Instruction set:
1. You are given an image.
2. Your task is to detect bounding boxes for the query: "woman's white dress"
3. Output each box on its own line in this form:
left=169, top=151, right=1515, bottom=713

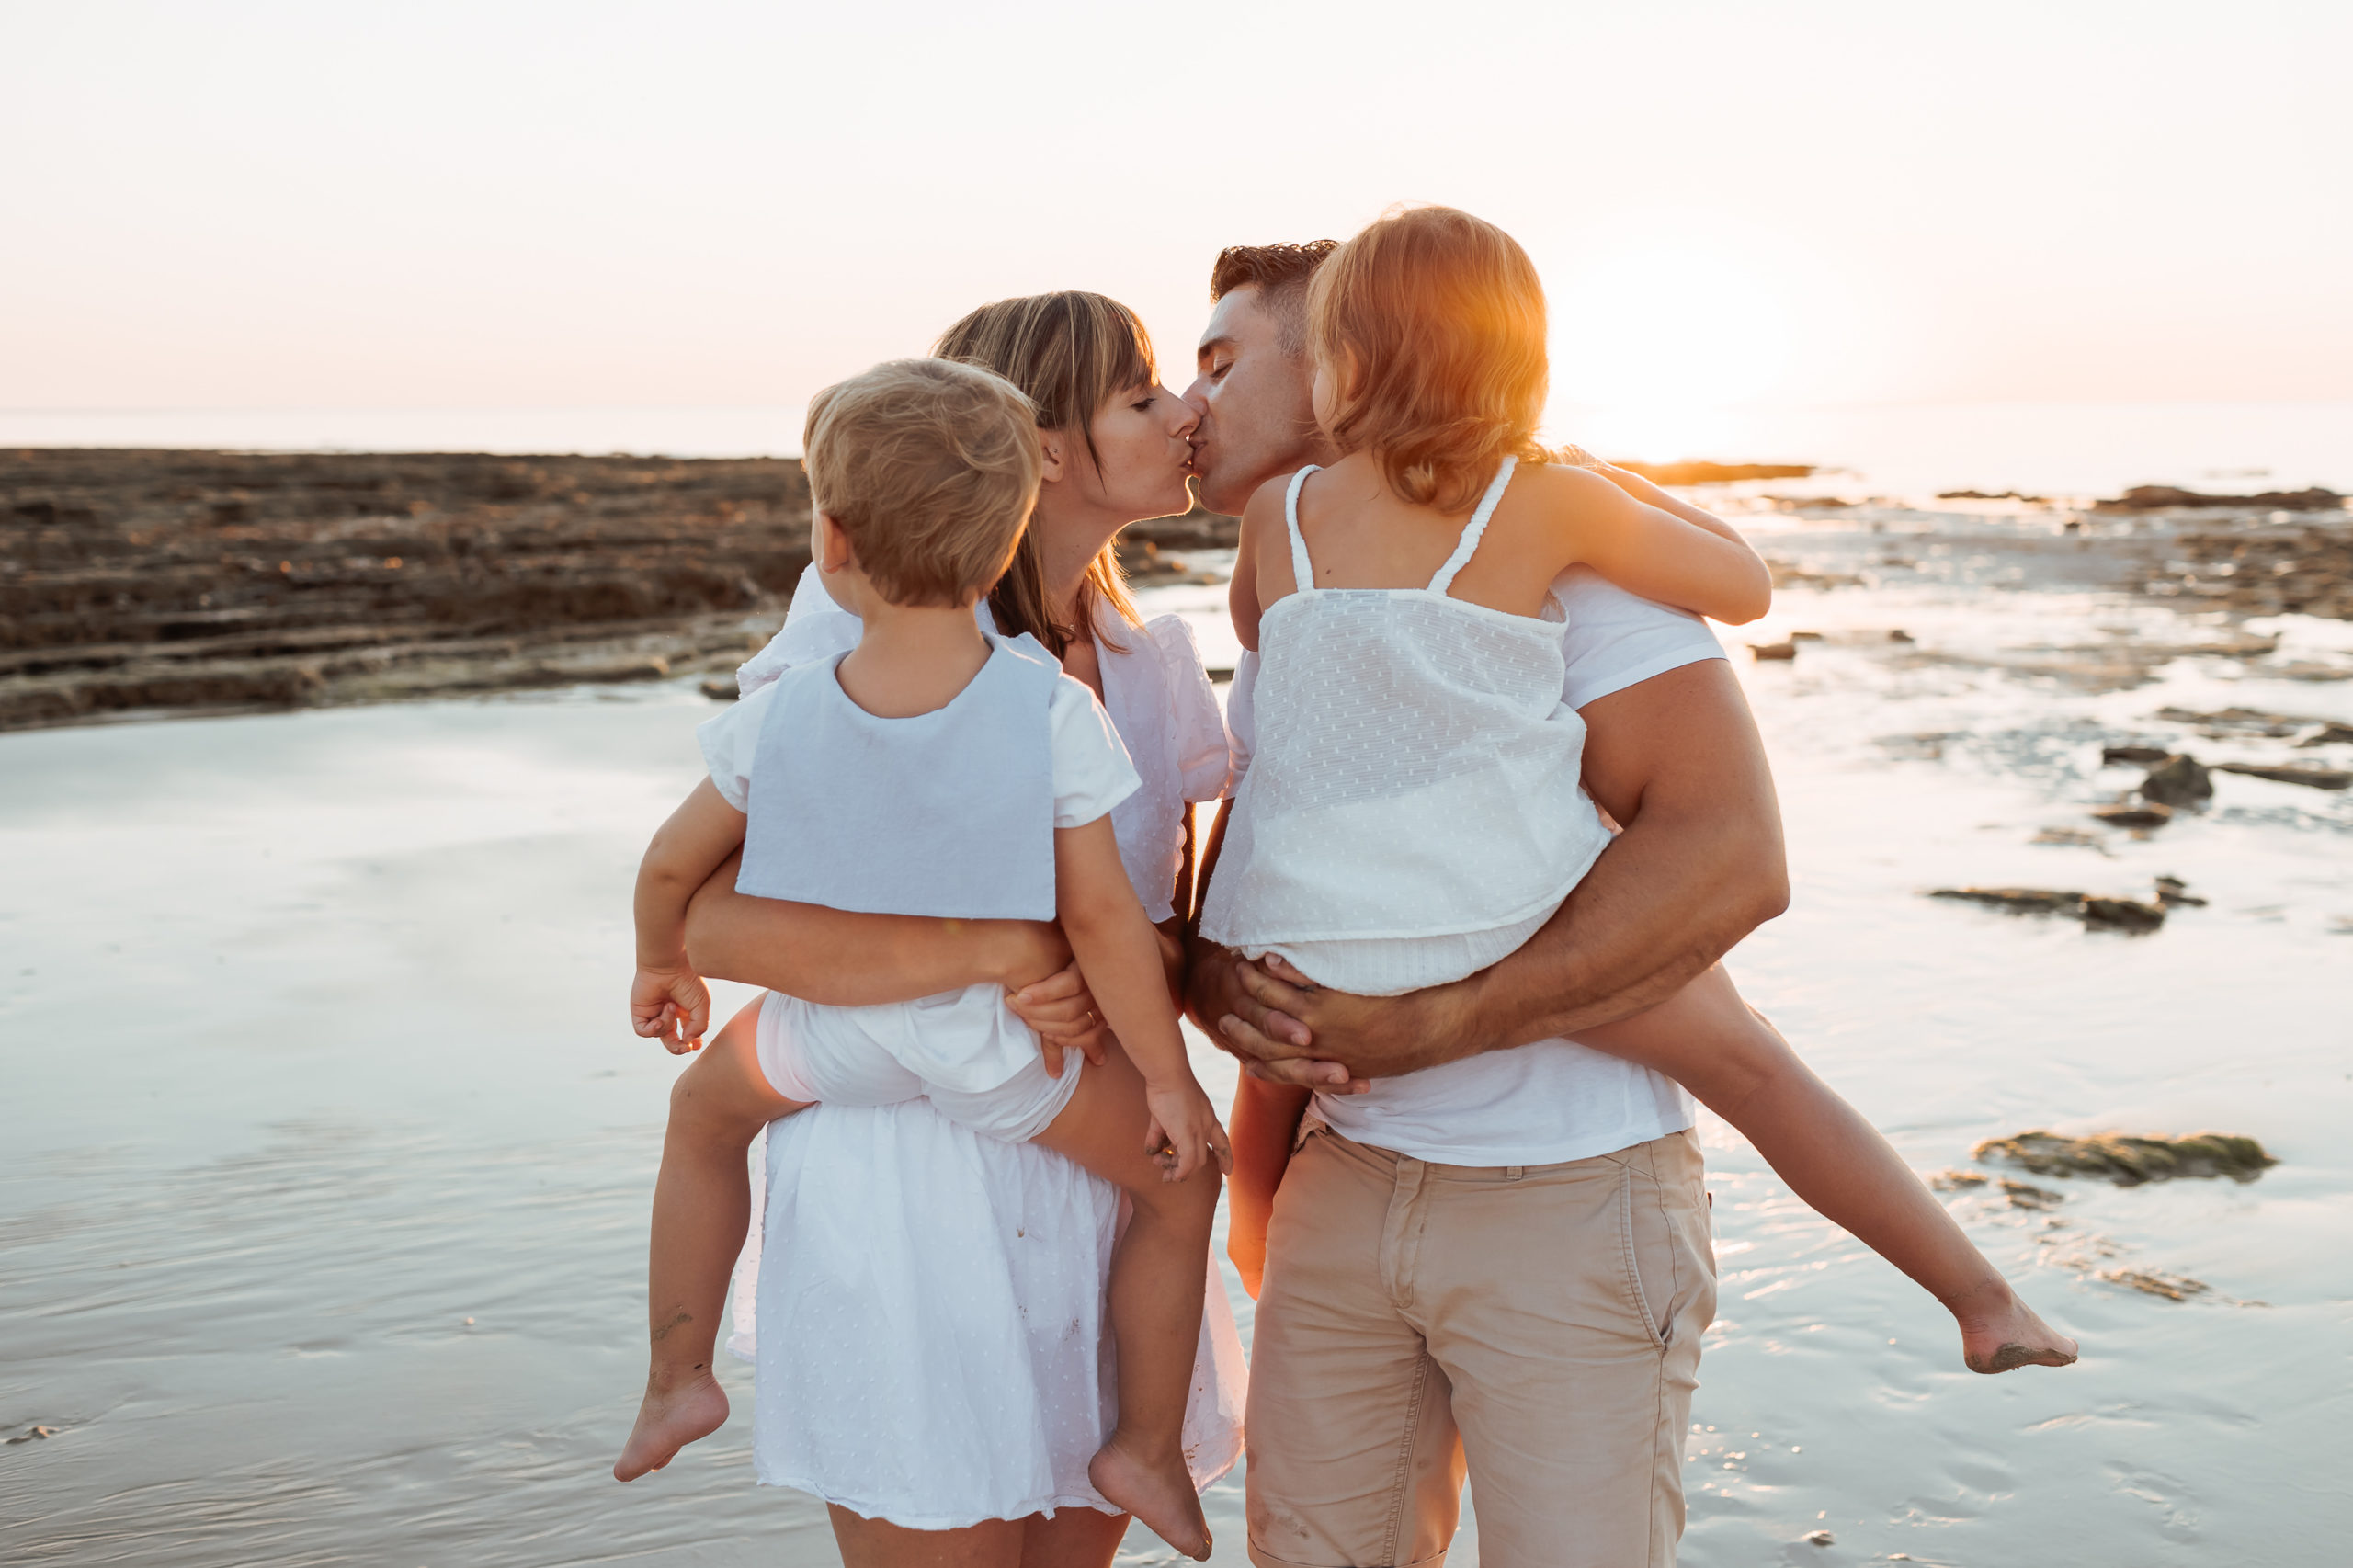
left=725, top=565, right=1244, bottom=1528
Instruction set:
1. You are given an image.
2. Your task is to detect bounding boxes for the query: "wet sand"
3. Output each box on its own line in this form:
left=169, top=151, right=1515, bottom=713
left=4, top=496, right=2350, bottom=1564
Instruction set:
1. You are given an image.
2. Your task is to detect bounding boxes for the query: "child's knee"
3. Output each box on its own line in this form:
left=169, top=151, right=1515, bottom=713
left=1133, top=1165, right=1222, bottom=1233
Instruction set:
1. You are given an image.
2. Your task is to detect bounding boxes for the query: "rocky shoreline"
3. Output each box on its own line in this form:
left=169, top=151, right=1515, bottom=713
left=0, top=449, right=1236, bottom=732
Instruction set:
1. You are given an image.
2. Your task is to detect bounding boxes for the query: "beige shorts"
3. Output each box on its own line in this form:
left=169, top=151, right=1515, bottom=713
left=1245, top=1126, right=1716, bottom=1568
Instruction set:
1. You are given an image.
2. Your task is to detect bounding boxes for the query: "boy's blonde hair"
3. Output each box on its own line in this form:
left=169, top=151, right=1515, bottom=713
left=801, top=358, right=1041, bottom=607
left=1308, top=206, right=1551, bottom=516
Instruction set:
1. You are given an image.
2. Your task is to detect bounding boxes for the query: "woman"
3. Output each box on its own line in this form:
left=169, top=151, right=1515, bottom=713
left=676, top=293, right=1241, bottom=1566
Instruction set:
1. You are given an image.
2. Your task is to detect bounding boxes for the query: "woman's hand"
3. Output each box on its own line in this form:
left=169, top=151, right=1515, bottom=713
left=1007, top=956, right=1111, bottom=1079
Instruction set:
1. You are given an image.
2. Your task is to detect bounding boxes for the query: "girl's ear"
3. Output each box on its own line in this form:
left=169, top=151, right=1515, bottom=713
left=1036, top=429, right=1068, bottom=486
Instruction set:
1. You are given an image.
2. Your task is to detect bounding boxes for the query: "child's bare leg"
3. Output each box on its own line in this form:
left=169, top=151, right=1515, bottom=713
left=1579, top=968, right=2078, bottom=1375
left=1030, top=1045, right=1219, bottom=1561
left=615, top=996, right=810, bottom=1481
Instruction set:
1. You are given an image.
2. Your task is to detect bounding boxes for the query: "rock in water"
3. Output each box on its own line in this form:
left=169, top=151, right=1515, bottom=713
left=1748, top=641, right=1798, bottom=661
left=2103, top=744, right=2171, bottom=765
left=2214, top=761, right=2353, bottom=790
left=1973, top=1130, right=2278, bottom=1185
left=2080, top=896, right=2166, bottom=930
left=2139, top=753, right=2211, bottom=807
left=1930, top=887, right=2085, bottom=915
left=2090, top=801, right=2173, bottom=828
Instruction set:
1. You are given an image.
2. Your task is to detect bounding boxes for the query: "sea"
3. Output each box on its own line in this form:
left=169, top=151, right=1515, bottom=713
left=2, top=403, right=2348, bottom=1564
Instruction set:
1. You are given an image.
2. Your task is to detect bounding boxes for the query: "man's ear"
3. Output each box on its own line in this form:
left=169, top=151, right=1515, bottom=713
left=813, top=512, right=858, bottom=574
left=1036, top=429, right=1068, bottom=486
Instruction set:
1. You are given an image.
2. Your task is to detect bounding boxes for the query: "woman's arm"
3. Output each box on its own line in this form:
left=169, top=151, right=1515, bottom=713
left=682, top=851, right=1071, bottom=1007
left=1545, top=465, right=1772, bottom=625
left=1226, top=1074, right=1311, bottom=1298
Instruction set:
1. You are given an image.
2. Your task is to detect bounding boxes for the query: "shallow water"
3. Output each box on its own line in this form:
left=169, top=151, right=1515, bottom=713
left=4, top=506, right=2348, bottom=1565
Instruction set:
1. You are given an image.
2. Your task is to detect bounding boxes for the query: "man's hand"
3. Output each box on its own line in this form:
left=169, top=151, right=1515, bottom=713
left=1219, top=954, right=1478, bottom=1086
left=1006, top=957, right=1110, bottom=1079
left=1187, top=942, right=1370, bottom=1091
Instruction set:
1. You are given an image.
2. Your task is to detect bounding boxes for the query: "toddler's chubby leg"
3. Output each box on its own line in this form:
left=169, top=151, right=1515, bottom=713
left=1029, top=1045, right=1221, bottom=1562
left=615, top=996, right=811, bottom=1483
left=1580, top=968, right=2078, bottom=1375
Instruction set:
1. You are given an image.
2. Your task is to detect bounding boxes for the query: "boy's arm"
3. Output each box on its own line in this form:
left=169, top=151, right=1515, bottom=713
left=1226, top=1075, right=1311, bottom=1298
left=1543, top=465, right=1772, bottom=626
left=632, top=779, right=750, bottom=1049
left=681, top=854, right=1071, bottom=1007
left=1057, top=813, right=1231, bottom=1176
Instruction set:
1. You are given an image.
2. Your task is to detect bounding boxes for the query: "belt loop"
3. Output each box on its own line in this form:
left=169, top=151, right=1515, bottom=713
left=1506, top=1165, right=1524, bottom=1181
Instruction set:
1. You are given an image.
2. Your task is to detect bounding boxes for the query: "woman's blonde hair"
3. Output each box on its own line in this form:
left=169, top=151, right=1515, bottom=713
left=933, top=291, right=1149, bottom=656
left=1308, top=206, right=1551, bottom=515
left=801, top=358, right=1040, bottom=607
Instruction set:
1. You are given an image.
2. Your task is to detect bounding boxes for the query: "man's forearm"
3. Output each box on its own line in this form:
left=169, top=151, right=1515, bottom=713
left=682, top=857, right=1057, bottom=1006
left=1455, top=800, right=1786, bottom=1051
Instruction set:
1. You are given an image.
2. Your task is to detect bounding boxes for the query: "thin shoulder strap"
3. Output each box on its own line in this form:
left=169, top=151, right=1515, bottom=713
left=1427, top=455, right=1518, bottom=596
left=1283, top=465, right=1321, bottom=593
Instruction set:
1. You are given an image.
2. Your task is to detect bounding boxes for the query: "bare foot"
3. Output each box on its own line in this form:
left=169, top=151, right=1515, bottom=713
left=1089, top=1435, right=1210, bottom=1561
left=613, top=1371, right=729, bottom=1481
left=1952, top=1283, right=2079, bottom=1374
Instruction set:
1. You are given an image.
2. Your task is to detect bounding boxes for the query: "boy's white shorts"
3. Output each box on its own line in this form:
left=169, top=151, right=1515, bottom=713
left=754, top=988, right=1084, bottom=1143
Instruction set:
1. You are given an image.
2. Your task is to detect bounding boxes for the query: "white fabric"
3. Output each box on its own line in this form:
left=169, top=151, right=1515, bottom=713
left=756, top=989, right=1084, bottom=1143
left=707, top=657, right=1137, bottom=1116
left=737, top=562, right=1231, bottom=922
left=1209, top=465, right=1728, bottom=1168
left=700, top=644, right=1137, bottom=829
left=1199, top=460, right=1614, bottom=996
left=746, top=1099, right=1246, bottom=1528
left=722, top=563, right=1245, bottom=1525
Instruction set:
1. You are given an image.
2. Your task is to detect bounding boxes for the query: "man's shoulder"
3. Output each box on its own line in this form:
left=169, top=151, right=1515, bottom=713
left=1549, top=567, right=1727, bottom=710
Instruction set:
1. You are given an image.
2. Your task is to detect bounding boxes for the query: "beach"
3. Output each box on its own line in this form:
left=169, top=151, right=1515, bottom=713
left=4, top=459, right=2351, bottom=1564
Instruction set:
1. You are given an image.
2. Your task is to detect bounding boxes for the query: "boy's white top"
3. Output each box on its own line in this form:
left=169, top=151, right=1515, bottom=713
left=1212, top=460, right=1729, bottom=1168
left=734, top=562, right=1231, bottom=923
left=1200, top=456, right=1613, bottom=995
left=724, top=631, right=1133, bottom=921
left=699, top=636, right=1140, bottom=1096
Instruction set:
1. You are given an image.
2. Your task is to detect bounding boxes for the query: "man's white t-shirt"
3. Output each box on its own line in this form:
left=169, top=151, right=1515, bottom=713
left=1225, top=568, right=1726, bottom=1166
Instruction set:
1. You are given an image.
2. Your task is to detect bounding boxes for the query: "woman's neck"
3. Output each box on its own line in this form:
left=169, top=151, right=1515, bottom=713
left=1032, top=496, right=1121, bottom=636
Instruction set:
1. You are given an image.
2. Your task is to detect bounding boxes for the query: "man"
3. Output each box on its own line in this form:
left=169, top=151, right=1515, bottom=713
left=1182, top=243, right=1790, bottom=1568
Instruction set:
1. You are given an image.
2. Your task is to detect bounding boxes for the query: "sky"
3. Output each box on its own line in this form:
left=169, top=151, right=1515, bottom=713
left=4, top=0, right=2349, bottom=435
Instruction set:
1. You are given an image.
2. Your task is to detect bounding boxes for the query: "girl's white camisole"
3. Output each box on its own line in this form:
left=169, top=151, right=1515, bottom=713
left=1197, top=456, right=1614, bottom=996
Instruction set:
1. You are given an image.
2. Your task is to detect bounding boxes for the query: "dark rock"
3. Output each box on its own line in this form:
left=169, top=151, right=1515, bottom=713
left=2090, top=801, right=2173, bottom=828
left=1973, top=1130, right=2278, bottom=1185
left=1930, top=887, right=2084, bottom=916
left=2097, top=1268, right=2211, bottom=1301
left=1936, top=489, right=2048, bottom=503
left=2214, top=761, right=2353, bottom=790
left=699, top=677, right=737, bottom=701
left=2302, top=722, right=2353, bottom=746
left=2080, top=896, right=2165, bottom=930
left=2138, top=753, right=2211, bottom=807
left=2153, top=875, right=2207, bottom=907
left=1748, top=641, right=1798, bottom=661
left=2103, top=745, right=2171, bottom=765
left=2095, top=484, right=2343, bottom=512
left=1804, top=1530, right=1836, bottom=1546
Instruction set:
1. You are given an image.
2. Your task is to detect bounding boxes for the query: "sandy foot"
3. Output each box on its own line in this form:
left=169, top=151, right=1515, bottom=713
left=1089, top=1437, right=1211, bottom=1561
left=1956, top=1288, right=2080, bottom=1374
left=613, top=1372, right=729, bottom=1482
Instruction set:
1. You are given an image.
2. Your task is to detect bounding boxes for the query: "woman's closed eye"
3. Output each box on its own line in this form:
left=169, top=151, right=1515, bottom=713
left=1131, top=392, right=1158, bottom=414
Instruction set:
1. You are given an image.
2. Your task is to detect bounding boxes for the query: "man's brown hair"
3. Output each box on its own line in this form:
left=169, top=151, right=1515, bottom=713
left=1208, top=241, right=1339, bottom=358
left=801, top=358, right=1040, bottom=608
left=1308, top=207, right=1550, bottom=516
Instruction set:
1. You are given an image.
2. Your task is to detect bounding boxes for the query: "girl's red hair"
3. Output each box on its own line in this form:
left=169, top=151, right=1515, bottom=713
left=1308, top=206, right=1550, bottom=515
